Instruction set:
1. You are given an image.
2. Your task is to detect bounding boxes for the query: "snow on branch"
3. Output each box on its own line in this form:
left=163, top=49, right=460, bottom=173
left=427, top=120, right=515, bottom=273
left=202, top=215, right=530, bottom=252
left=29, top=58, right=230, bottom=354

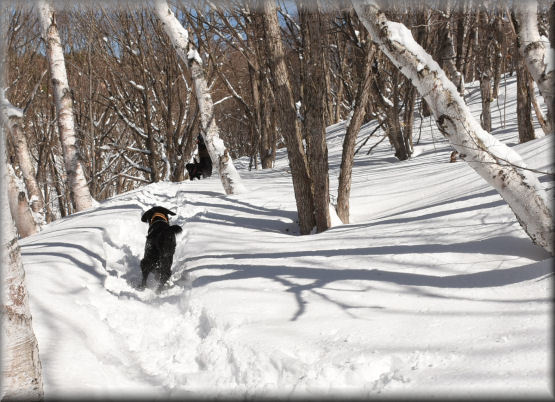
left=1, top=89, right=23, bottom=120
left=122, top=154, right=152, bottom=174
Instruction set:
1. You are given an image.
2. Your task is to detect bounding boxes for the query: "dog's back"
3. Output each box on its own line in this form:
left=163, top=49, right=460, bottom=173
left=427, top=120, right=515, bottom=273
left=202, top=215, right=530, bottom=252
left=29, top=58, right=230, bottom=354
left=140, top=206, right=182, bottom=292
left=147, top=222, right=182, bottom=257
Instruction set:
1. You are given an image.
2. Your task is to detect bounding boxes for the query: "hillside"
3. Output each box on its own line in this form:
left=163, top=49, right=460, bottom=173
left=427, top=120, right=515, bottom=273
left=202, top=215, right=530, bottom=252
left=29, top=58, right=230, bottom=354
left=19, top=75, right=553, bottom=399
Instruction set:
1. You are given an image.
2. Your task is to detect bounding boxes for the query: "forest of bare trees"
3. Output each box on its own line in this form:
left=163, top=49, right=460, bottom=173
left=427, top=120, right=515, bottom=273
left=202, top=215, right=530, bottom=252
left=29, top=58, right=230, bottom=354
left=2, top=0, right=553, bottom=231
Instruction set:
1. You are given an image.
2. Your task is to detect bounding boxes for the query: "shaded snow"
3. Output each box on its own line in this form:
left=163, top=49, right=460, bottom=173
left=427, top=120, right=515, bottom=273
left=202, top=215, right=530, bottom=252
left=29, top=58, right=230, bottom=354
left=19, top=75, right=553, bottom=399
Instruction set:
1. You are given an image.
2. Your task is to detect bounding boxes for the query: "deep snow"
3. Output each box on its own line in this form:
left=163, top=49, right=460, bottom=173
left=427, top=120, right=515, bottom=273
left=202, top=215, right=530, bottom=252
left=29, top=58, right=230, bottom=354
left=19, top=75, right=553, bottom=399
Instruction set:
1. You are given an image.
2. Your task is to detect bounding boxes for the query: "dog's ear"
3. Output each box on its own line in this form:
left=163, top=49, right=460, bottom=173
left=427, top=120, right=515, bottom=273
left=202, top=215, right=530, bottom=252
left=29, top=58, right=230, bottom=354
left=141, top=207, right=155, bottom=222
left=141, top=206, right=176, bottom=223
left=156, top=206, right=176, bottom=216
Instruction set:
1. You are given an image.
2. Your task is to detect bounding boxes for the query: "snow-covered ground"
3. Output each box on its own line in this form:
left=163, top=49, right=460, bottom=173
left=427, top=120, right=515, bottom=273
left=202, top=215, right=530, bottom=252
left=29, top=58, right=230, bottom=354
left=20, top=75, right=553, bottom=399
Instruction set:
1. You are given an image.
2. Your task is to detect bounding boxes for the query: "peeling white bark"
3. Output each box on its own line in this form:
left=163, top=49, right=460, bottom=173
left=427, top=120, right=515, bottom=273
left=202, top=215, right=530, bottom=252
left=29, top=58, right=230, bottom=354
left=1, top=118, right=44, bottom=402
left=515, top=0, right=554, bottom=134
left=7, top=164, right=39, bottom=238
left=353, top=0, right=553, bottom=254
left=2, top=90, right=45, bottom=224
left=37, top=0, right=93, bottom=211
left=154, top=0, right=246, bottom=194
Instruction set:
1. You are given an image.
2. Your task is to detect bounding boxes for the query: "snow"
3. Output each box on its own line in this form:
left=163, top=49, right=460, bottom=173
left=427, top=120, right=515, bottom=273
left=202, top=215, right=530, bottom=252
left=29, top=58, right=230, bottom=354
left=187, top=48, right=203, bottom=65
left=19, top=76, right=553, bottom=399
left=1, top=88, right=23, bottom=119
left=129, top=80, right=145, bottom=91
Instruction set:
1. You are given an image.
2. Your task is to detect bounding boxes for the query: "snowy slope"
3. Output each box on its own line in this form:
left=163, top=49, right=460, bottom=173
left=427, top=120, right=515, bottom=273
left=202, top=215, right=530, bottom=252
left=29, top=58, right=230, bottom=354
left=19, top=75, right=553, bottom=399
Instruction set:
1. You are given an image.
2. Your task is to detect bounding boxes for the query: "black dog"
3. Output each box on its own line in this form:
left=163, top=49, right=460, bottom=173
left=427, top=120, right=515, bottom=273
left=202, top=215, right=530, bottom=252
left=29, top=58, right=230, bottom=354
left=186, top=135, right=212, bottom=180
left=139, top=206, right=182, bottom=293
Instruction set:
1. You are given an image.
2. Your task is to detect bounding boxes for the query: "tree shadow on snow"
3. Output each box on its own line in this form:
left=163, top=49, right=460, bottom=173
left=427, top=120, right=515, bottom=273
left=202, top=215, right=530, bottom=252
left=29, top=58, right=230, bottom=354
left=189, top=242, right=552, bottom=321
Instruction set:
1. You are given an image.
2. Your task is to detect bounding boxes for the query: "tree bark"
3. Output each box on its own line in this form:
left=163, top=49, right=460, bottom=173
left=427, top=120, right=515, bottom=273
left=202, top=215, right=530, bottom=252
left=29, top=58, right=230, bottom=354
left=353, top=0, right=554, bottom=254
left=7, top=117, right=45, bottom=217
left=7, top=165, right=38, bottom=238
left=1, top=93, right=45, bottom=224
left=510, top=10, right=536, bottom=143
left=477, top=9, right=492, bottom=132
left=260, top=0, right=316, bottom=234
left=515, top=0, right=554, bottom=134
left=298, top=0, right=331, bottom=233
left=437, top=3, right=463, bottom=92
left=336, top=43, right=375, bottom=224
left=1, top=122, right=44, bottom=402
left=37, top=0, right=93, bottom=212
left=154, top=0, right=246, bottom=194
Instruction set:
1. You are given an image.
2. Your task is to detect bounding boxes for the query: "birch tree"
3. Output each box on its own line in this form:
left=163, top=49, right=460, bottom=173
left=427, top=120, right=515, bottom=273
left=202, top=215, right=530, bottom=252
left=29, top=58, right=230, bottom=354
left=1, top=153, right=44, bottom=401
left=509, top=10, right=536, bottom=143
left=353, top=0, right=553, bottom=254
left=515, top=0, right=554, bottom=135
left=1, top=11, right=44, bottom=392
left=37, top=0, right=93, bottom=212
left=154, top=0, right=246, bottom=195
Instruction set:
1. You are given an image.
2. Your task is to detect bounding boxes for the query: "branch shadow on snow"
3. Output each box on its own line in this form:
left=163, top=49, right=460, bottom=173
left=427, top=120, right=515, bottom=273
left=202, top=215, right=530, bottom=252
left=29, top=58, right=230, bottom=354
left=177, top=190, right=299, bottom=234
left=190, top=259, right=553, bottom=321
left=186, top=235, right=549, bottom=264
left=21, top=242, right=108, bottom=282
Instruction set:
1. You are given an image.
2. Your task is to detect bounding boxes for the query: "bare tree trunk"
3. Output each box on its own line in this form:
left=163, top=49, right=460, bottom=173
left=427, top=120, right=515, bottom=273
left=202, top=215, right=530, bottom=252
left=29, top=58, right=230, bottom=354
left=1, top=120, right=44, bottom=402
left=480, top=71, right=492, bottom=132
left=478, top=8, right=492, bottom=132
left=510, top=10, right=536, bottom=143
left=298, top=0, right=331, bottom=233
left=491, top=16, right=504, bottom=99
left=437, top=3, right=463, bottom=92
left=515, top=0, right=554, bottom=134
left=454, top=5, right=467, bottom=94
left=37, top=0, right=93, bottom=212
left=549, top=2, right=555, bottom=50
left=7, top=119, right=45, bottom=218
left=1, top=93, right=45, bottom=225
left=260, top=0, right=316, bottom=234
left=7, top=165, right=38, bottom=238
left=336, top=43, right=375, bottom=224
left=154, top=0, right=246, bottom=194
left=259, top=73, right=276, bottom=169
left=353, top=0, right=554, bottom=254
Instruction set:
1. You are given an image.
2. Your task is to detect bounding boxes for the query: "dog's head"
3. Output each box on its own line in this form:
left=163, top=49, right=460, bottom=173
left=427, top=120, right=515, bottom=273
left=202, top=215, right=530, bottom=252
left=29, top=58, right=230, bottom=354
left=141, top=206, right=176, bottom=224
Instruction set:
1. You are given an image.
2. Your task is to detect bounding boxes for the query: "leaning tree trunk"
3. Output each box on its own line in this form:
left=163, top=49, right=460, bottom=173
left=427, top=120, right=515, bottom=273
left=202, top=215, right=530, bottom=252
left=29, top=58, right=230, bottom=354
left=515, top=0, right=554, bottom=135
left=37, top=0, right=93, bottom=212
left=1, top=119, right=44, bottom=402
left=154, top=0, right=246, bottom=195
left=336, top=43, right=375, bottom=224
left=2, top=92, right=45, bottom=225
left=353, top=0, right=553, bottom=254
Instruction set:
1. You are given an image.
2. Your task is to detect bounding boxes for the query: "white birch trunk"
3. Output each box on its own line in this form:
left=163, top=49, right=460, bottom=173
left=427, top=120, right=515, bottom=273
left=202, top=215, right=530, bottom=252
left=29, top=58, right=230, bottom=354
left=2, top=90, right=45, bottom=225
left=37, top=0, right=93, bottom=211
left=7, top=164, right=39, bottom=238
left=515, top=0, right=554, bottom=135
left=353, top=0, right=554, bottom=254
left=154, top=1, right=246, bottom=195
left=1, top=120, right=44, bottom=402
